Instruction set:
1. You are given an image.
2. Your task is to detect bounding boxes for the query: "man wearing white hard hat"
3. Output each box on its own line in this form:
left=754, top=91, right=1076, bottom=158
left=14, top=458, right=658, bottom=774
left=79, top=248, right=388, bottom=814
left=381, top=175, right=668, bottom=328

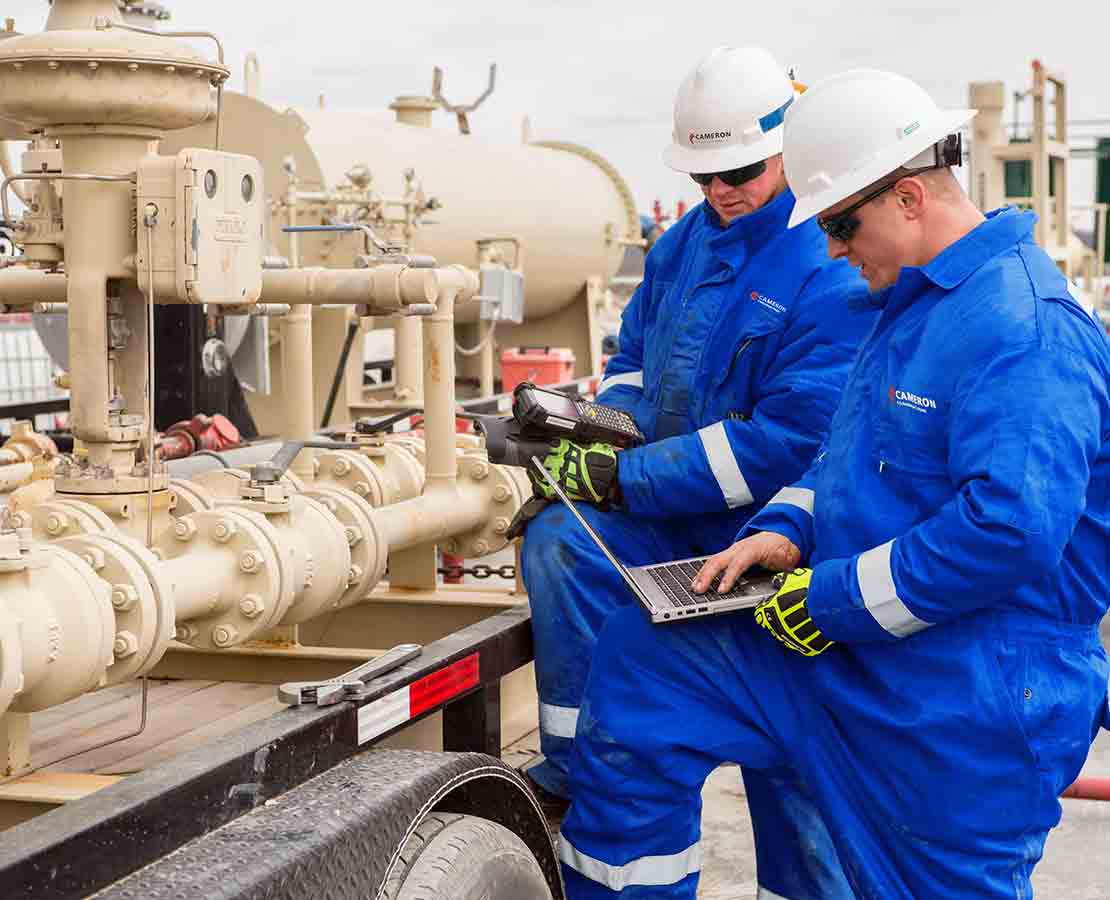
left=520, top=46, right=873, bottom=898
left=556, top=68, right=1110, bottom=899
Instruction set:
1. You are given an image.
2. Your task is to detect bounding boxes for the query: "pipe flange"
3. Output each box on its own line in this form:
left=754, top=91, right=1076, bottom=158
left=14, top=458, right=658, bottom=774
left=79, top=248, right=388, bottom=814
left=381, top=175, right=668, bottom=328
left=8, top=544, right=116, bottom=712
left=56, top=531, right=174, bottom=683
left=302, top=485, right=388, bottom=611
left=154, top=506, right=293, bottom=649
left=0, top=601, right=25, bottom=717
left=263, top=494, right=351, bottom=626
left=315, top=450, right=389, bottom=507
left=447, top=461, right=531, bottom=559
left=25, top=497, right=115, bottom=541
left=376, top=440, right=425, bottom=502
left=385, top=434, right=426, bottom=469
left=168, top=477, right=216, bottom=516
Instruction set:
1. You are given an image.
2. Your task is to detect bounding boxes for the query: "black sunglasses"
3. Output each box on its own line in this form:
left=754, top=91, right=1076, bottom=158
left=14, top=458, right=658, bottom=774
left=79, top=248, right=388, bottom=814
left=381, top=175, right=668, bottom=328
left=816, top=180, right=899, bottom=243
left=690, top=159, right=767, bottom=188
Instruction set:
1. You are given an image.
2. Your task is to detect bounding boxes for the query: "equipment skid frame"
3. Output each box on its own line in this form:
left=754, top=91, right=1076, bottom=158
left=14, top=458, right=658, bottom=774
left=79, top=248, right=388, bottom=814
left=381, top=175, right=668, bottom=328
left=0, top=605, right=565, bottom=900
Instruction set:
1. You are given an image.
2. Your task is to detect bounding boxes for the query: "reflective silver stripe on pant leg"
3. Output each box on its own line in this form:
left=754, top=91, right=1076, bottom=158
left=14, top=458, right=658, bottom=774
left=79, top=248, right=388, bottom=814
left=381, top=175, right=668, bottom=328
left=767, top=486, right=815, bottom=515
left=698, top=421, right=753, bottom=508
left=856, top=539, right=931, bottom=638
left=539, top=702, right=580, bottom=739
left=597, top=370, right=643, bottom=398
left=559, top=834, right=702, bottom=890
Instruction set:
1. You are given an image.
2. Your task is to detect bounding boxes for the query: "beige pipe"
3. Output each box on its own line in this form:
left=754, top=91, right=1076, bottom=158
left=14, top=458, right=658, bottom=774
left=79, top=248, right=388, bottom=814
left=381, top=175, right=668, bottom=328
left=260, top=265, right=437, bottom=309
left=158, top=554, right=234, bottom=622
left=0, top=268, right=68, bottom=308
left=392, top=314, right=423, bottom=401
left=282, top=304, right=316, bottom=480
left=371, top=266, right=486, bottom=552
left=0, top=141, right=30, bottom=204
left=0, top=461, right=33, bottom=493
left=61, top=132, right=152, bottom=451
left=65, top=268, right=113, bottom=445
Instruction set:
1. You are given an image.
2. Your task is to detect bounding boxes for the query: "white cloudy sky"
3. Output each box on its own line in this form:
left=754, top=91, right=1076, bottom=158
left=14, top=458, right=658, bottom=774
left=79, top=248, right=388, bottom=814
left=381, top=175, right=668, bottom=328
left=8, top=1, right=1110, bottom=226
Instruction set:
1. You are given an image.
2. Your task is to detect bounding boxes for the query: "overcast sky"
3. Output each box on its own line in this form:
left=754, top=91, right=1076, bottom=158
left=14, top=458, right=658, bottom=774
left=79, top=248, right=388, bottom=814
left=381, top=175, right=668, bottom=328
left=8, top=1, right=1110, bottom=225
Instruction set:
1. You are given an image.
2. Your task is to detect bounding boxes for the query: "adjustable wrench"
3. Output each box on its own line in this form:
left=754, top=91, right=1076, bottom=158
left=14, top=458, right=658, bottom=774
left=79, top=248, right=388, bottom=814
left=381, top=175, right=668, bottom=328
left=278, top=643, right=422, bottom=707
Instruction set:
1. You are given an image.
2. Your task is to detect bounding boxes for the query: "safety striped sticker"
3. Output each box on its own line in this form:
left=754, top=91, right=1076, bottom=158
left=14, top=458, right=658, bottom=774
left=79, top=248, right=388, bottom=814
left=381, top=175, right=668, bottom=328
left=357, top=653, right=480, bottom=745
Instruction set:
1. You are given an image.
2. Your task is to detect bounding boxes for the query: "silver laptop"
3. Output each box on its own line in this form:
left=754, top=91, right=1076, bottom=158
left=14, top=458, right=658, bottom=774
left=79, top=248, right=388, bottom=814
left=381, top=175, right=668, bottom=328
left=531, top=458, right=777, bottom=623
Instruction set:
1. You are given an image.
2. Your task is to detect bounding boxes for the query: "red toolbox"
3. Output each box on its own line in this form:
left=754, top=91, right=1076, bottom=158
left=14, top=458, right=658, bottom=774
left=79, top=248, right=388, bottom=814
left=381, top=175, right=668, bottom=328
left=500, top=346, right=576, bottom=392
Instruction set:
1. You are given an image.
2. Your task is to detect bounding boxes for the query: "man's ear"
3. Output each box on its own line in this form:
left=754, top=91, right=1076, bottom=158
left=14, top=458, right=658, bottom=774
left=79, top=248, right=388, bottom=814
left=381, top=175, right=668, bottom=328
left=894, top=177, right=927, bottom=220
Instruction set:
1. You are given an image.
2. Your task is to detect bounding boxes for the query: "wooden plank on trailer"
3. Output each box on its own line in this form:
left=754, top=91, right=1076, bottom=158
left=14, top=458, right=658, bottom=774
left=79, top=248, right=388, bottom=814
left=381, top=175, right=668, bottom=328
left=105, top=694, right=287, bottom=773
left=41, top=681, right=274, bottom=775
left=31, top=680, right=217, bottom=754
left=0, top=773, right=123, bottom=806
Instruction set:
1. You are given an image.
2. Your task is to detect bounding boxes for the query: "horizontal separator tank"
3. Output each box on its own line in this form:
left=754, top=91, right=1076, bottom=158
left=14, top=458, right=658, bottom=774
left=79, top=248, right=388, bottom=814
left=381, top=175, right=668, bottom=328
left=161, top=91, right=638, bottom=321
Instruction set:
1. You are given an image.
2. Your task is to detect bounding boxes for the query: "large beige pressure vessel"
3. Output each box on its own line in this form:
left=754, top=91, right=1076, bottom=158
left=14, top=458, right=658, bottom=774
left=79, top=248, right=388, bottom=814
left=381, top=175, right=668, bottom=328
left=163, top=91, right=640, bottom=324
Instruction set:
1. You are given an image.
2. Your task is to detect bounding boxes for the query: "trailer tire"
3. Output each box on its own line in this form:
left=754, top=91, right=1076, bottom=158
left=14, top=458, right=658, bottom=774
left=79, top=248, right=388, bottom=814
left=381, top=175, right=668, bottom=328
left=383, top=811, right=554, bottom=900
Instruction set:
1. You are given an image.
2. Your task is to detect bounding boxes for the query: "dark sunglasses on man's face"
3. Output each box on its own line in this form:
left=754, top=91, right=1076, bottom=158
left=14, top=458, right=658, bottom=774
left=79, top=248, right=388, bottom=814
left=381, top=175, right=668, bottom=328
left=689, top=159, right=767, bottom=188
left=816, top=180, right=899, bottom=243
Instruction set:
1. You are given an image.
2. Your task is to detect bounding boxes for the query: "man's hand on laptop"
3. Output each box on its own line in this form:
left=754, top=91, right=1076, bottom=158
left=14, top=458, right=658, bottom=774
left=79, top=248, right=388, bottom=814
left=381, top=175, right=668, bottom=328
left=530, top=438, right=619, bottom=505
left=692, top=532, right=801, bottom=594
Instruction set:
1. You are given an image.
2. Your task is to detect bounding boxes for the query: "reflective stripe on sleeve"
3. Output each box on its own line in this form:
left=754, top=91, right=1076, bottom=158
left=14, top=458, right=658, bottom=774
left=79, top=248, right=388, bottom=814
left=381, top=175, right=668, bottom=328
left=856, top=540, right=931, bottom=638
left=539, top=702, right=579, bottom=739
left=699, top=421, right=753, bottom=508
left=596, top=369, right=643, bottom=397
left=559, top=835, right=701, bottom=891
left=767, top=486, right=815, bottom=516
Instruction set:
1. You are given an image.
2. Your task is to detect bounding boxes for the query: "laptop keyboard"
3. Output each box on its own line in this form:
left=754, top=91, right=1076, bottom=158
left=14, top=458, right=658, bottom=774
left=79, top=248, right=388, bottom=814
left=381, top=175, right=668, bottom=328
left=644, top=560, right=765, bottom=608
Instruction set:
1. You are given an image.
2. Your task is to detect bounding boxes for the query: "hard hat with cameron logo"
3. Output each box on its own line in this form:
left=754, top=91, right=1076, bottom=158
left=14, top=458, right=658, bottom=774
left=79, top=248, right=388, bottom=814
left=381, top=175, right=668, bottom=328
left=663, top=46, right=796, bottom=174
left=783, top=68, right=977, bottom=228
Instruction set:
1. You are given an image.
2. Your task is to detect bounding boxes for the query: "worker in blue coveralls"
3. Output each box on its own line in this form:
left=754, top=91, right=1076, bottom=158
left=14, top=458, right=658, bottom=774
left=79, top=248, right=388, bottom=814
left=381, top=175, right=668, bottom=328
left=518, top=47, right=875, bottom=900
left=557, top=66, right=1110, bottom=900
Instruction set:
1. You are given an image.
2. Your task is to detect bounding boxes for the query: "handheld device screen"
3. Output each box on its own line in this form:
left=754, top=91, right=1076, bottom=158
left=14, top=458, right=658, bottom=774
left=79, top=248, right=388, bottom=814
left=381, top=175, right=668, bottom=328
left=530, top=388, right=580, bottom=420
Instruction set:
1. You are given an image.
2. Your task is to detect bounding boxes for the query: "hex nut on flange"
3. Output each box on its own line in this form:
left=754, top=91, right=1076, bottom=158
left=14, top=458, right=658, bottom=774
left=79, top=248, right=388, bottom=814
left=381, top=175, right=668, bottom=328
left=493, top=517, right=510, bottom=535
left=332, top=458, right=352, bottom=476
left=113, top=630, right=139, bottom=659
left=238, top=594, right=265, bottom=619
left=493, top=484, right=512, bottom=503
left=212, top=518, right=237, bottom=543
left=212, top=624, right=239, bottom=647
left=239, top=550, right=263, bottom=573
left=45, top=511, right=70, bottom=536
left=175, top=623, right=198, bottom=642
left=81, top=547, right=106, bottom=571
left=174, top=518, right=197, bottom=541
left=111, top=584, right=139, bottom=612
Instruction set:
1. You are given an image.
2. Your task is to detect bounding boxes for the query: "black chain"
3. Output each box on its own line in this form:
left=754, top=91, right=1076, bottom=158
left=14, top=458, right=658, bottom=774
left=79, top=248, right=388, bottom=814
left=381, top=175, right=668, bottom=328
left=438, top=563, right=517, bottom=580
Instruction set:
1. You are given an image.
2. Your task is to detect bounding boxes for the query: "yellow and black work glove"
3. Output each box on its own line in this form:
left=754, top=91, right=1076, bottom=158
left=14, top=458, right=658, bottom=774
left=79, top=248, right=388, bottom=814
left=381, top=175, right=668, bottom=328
left=529, top=438, right=618, bottom=505
left=754, top=569, right=835, bottom=657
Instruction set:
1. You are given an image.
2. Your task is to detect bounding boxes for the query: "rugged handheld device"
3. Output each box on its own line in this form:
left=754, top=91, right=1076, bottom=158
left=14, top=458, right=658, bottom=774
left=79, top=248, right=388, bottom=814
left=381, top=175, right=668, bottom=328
left=511, top=382, right=644, bottom=447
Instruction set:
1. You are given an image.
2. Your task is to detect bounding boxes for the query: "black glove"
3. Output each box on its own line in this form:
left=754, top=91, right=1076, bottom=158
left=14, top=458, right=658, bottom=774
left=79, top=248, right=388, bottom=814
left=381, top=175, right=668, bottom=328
left=506, top=495, right=551, bottom=540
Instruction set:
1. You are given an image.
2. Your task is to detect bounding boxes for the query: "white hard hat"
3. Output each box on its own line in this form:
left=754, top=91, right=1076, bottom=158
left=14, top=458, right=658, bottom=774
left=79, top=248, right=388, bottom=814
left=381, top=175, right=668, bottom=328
left=783, top=69, right=976, bottom=227
left=663, top=47, right=796, bottom=174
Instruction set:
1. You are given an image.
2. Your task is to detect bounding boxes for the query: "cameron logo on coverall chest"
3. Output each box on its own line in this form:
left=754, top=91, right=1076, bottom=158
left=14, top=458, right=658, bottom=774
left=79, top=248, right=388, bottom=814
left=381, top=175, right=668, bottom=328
left=689, top=129, right=732, bottom=145
left=889, top=385, right=937, bottom=413
left=750, top=291, right=786, bottom=314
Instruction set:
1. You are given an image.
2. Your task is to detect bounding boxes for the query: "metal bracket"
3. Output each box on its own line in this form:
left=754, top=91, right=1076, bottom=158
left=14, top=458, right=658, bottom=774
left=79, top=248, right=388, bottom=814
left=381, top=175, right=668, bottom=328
left=278, top=643, right=422, bottom=706
left=431, top=63, right=497, bottom=135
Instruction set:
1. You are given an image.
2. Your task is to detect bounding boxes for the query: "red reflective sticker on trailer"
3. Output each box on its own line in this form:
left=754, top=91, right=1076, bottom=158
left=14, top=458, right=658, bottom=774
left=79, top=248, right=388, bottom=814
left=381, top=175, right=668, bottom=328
left=409, top=653, right=480, bottom=717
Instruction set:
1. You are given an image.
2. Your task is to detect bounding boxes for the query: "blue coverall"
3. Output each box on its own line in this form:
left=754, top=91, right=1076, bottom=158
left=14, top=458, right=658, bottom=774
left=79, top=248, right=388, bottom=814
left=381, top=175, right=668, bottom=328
left=559, top=207, right=1110, bottom=899
left=521, top=187, right=874, bottom=899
